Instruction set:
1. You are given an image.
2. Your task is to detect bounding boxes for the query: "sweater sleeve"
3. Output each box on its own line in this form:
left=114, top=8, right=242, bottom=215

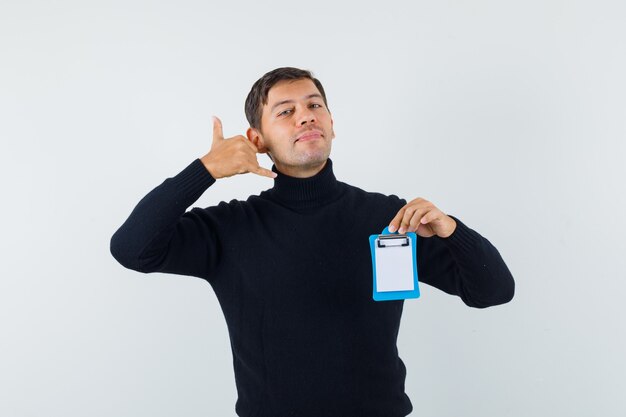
left=416, top=215, right=515, bottom=308
left=110, top=158, right=224, bottom=282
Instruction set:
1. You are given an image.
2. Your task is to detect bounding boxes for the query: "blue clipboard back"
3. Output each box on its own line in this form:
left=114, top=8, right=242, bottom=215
left=369, top=226, right=420, bottom=301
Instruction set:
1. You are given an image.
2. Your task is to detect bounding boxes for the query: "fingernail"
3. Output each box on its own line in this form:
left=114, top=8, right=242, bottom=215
left=389, top=225, right=396, bottom=232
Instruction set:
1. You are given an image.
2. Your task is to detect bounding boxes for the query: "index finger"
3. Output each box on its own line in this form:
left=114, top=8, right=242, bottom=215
left=388, top=206, right=407, bottom=233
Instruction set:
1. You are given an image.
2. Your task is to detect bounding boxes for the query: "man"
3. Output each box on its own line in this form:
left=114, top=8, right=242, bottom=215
left=110, top=67, right=515, bottom=417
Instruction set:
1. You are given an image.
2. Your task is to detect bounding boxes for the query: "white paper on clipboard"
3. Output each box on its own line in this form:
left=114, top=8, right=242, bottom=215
left=374, top=235, right=415, bottom=292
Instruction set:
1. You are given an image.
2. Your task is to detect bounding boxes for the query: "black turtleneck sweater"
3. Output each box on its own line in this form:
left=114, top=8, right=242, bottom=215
left=110, top=158, right=514, bottom=417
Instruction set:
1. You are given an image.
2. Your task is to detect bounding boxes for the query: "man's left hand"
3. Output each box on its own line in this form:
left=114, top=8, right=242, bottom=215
left=388, top=198, right=457, bottom=238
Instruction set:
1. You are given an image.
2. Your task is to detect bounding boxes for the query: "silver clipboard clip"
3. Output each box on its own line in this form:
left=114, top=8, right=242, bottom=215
left=377, top=234, right=410, bottom=248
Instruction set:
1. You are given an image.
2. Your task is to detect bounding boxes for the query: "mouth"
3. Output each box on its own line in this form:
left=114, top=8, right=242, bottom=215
left=295, top=130, right=323, bottom=142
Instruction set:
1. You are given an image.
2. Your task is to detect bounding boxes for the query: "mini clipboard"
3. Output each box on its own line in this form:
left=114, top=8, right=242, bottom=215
left=369, top=227, right=420, bottom=301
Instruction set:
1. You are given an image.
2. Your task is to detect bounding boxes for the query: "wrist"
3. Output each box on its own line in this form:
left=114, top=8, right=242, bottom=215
left=439, top=217, right=457, bottom=238
left=200, top=154, right=221, bottom=179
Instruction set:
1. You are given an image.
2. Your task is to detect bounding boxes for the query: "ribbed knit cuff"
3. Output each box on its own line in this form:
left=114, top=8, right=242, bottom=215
left=169, top=158, right=217, bottom=203
left=439, top=215, right=485, bottom=258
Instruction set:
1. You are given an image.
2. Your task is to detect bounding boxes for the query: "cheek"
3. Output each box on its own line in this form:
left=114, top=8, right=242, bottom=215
left=264, top=131, right=290, bottom=152
left=270, top=126, right=293, bottom=142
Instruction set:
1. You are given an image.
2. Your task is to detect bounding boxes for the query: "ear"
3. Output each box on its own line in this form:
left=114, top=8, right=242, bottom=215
left=330, top=114, right=335, bottom=140
left=247, top=127, right=269, bottom=153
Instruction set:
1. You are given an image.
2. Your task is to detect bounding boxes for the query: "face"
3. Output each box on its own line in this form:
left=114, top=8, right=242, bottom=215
left=247, top=78, right=335, bottom=178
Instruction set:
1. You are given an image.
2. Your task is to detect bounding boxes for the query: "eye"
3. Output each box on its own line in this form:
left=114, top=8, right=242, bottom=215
left=278, top=108, right=293, bottom=116
left=310, top=103, right=322, bottom=108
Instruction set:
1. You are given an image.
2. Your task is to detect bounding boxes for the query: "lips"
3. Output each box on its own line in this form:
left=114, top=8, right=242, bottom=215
left=296, top=129, right=323, bottom=142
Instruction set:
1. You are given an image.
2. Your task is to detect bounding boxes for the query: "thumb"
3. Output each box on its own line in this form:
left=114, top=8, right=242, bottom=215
left=211, top=116, right=224, bottom=143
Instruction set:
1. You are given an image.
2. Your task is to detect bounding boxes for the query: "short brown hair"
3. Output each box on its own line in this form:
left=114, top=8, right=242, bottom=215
left=244, top=67, right=329, bottom=130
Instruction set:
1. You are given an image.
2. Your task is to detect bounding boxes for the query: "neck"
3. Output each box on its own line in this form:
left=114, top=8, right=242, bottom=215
left=265, top=158, right=342, bottom=210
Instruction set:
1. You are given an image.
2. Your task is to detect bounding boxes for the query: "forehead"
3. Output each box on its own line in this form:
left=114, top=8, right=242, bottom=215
left=265, top=78, right=321, bottom=106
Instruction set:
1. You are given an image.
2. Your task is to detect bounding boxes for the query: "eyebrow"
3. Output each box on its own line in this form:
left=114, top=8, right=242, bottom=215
left=270, top=94, right=324, bottom=113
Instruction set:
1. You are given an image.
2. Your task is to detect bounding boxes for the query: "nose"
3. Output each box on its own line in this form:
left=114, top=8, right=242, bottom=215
left=297, top=106, right=316, bottom=126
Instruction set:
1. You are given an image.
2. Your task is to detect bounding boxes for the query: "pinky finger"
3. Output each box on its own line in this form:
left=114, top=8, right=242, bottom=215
left=253, top=167, right=277, bottom=179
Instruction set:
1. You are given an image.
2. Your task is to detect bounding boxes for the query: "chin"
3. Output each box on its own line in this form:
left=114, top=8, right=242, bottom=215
left=274, top=146, right=331, bottom=169
left=298, top=151, right=330, bottom=166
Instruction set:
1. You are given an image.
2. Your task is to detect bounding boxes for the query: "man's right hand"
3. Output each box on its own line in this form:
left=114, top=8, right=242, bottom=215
left=200, top=116, right=277, bottom=180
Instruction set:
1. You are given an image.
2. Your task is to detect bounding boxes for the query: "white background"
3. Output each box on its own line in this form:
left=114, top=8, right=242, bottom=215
left=1, top=0, right=625, bottom=416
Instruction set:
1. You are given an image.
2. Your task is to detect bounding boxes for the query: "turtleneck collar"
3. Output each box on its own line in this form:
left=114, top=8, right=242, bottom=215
left=264, top=158, right=343, bottom=209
